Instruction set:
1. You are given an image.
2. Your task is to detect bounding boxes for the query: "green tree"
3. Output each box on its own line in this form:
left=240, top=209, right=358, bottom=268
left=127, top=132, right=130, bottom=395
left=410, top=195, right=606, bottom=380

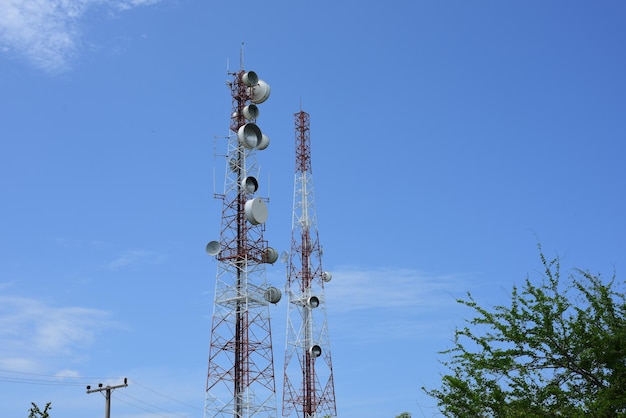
left=396, top=413, right=411, bottom=418
left=424, top=248, right=626, bottom=417
left=28, top=402, right=51, bottom=418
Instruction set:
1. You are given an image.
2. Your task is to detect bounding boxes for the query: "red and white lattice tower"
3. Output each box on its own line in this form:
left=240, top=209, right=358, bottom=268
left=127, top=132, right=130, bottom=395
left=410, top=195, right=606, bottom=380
left=283, top=110, right=337, bottom=418
left=204, top=61, right=282, bottom=418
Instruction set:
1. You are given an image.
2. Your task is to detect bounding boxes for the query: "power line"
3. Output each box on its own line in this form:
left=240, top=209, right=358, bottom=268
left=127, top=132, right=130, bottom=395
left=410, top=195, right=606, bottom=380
left=114, top=395, right=173, bottom=418
left=116, top=391, right=188, bottom=418
left=0, top=369, right=111, bottom=387
left=0, top=376, right=85, bottom=386
left=129, top=379, right=203, bottom=412
left=1, top=368, right=203, bottom=415
left=0, top=368, right=113, bottom=381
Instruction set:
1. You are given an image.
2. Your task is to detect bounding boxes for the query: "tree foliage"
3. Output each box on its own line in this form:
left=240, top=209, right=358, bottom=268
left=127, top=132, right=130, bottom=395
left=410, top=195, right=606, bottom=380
left=395, top=412, right=411, bottom=418
left=424, top=248, right=626, bottom=417
left=28, top=402, right=51, bottom=418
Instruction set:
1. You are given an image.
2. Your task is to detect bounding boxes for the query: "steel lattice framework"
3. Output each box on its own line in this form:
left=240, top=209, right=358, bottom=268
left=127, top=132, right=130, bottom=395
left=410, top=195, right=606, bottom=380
left=283, top=110, right=337, bottom=418
left=204, top=67, right=279, bottom=418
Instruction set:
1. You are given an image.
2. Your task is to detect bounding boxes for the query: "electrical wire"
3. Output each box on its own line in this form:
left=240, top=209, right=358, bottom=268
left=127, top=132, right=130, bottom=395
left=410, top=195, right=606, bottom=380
left=114, top=395, right=173, bottom=418
left=0, top=368, right=204, bottom=416
left=129, top=378, right=204, bottom=412
left=0, top=376, right=85, bottom=386
left=118, top=391, right=193, bottom=418
left=0, top=369, right=113, bottom=387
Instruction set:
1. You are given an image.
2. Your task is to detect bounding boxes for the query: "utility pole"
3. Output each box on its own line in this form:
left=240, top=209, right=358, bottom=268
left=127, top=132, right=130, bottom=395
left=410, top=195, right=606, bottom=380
left=86, top=378, right=128, bottom=418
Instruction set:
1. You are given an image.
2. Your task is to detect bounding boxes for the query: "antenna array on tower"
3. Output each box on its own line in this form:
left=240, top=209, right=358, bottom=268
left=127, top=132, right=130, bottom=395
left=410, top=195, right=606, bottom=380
left=282, top=110, right=337, bottom=417
left=204, top=62, right=281, bottom=418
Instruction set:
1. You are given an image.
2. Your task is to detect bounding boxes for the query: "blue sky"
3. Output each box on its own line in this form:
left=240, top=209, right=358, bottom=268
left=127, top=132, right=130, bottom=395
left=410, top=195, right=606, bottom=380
left=1, top=1, right=626, bottom=417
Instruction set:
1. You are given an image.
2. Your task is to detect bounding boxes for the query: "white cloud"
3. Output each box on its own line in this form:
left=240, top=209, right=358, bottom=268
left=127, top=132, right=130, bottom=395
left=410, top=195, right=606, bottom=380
left=115, top=0, right=163, bottom=11
left=319, top=266, right=470, bottom=343
left=0, top=295, right=113, bottom=366
left=107, top=249, right=167, bottom=270
left=55, top=368, right=82, bottom=378
left=0, top=0, right=164, bottom=72
left=325, top=266, right=465, bottom=312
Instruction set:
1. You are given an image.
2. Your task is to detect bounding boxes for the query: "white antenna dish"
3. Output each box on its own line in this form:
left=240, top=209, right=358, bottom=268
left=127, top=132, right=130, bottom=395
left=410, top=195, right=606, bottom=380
left=243, top=104, right=259, bottom=120
left=264, top=286, right=282, bottom=304
left=244, top=197, right=268, bottom=225
left=257, top=133, right=270, bottom=151
left=306, top=296, right=320, bottom=308
left=262, top=247, right=279, bottom=264
left=242, top=71, right=259, bottom=87
left=279, top=251, right=288, bottom=263
left=309, top=345, right=322, bottom=358
left=238, top=123, right=262, bottom=149
left=242, top=176, right=259, bottom=193
left=321, top=271, right=332, bottom=282
left=206, top=241, right=221, bottom=256
left=248, top=80, right=271, bottom=104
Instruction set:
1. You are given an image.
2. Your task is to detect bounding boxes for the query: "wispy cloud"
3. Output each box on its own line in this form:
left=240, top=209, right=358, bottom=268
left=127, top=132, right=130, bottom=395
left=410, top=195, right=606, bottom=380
left=0, top=295, right=113, bottom=370
left=326, top=266, right=466, bottom=312
left=322, top=266, right=470, bottom=342
left=107, top=249, right=167, bottom=270
left=0, top=0, right=164, bottom=72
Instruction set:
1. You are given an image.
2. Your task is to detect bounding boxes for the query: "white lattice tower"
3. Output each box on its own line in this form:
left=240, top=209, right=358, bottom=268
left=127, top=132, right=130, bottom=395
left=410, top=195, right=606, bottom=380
left=205, top=66, right=280, bottom=418
left=283, top=110, right=337, bottom=418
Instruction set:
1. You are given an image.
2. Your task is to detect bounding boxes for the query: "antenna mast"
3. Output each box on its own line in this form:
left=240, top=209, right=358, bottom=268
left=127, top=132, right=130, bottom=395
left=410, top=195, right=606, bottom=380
left=283, top=110, right=337, bottom=417
left=204, top=57, right=280, bottom=418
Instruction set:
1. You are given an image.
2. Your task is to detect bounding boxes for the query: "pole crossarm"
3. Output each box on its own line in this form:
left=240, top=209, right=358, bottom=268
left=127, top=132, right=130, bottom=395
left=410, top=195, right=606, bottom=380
left=86, top=378, right=128, bottom=418
left=86, top=378, right=128, bottom=394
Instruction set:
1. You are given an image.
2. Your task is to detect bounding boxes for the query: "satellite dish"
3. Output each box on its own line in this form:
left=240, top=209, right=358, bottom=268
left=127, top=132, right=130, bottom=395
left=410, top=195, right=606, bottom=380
left=264, top=286, right=282, bottom=304
left=262, top=247, right=279, bottom=264
left=321, top=271, right=332, bottom=282
left=237, top=123, right=262, bottom=149
left=206, top=241, right=221, bottom=256
left=243, top=104, right=259, bottom=120
left=306, top=296, right=320, bottom=308
left=309, top=345, right=322, bottom=358
left=248, top=80, right=271, bottom=104
left=242, top=176, right=258, bottom=193
left=257, top=133, right=270, bottom=151
left=279, top=251, right=289, bottom=263
left=242, top=71, right=258, bottom=87
left=244, top=197, right=268, bottom=225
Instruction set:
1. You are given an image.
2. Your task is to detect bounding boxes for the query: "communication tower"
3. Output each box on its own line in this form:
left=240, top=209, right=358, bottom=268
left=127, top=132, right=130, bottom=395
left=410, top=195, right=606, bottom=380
left=205, top=59, right=281, bottom=418
left=283, top=110, right=337, bottom=417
